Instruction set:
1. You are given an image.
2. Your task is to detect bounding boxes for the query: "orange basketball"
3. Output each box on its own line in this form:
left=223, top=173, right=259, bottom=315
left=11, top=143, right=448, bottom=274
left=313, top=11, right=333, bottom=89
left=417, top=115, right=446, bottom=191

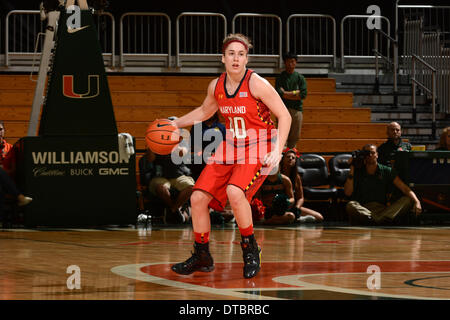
left=145, top=119, right=180, bottom=155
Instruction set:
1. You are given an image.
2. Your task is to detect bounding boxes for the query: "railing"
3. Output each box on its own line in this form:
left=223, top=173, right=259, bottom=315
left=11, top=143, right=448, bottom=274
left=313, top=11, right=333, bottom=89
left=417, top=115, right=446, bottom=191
left=93, top=11, right=115, bottom=67
left=397, top=4, right=450, bottom=52
left=422, top=31, right=441, bottom=108
left=373, top=28, right=399, bottom=105
left=402, top=19, right=423, bottom=76
left=175, top=12, right=227, bottom=68
left=402, top=17, right=450, bottom=117
left=286, top=14, right=336, bottom=69
left=232, top=13, right=282, bottom=68
left=411, top=54, right=436, bottom=138
left=396, top=3, right=450, bottom=116
left=441, top=48, right=450, bottom=115
left=3, top=7, right=448, bottom=82
left=6, top=10, right=115, bottom=68
left=5, top=10, right=43, bottom=67
left=119, top=12, right=171, bottom=68
left=340, top=14, right=391, bottom=70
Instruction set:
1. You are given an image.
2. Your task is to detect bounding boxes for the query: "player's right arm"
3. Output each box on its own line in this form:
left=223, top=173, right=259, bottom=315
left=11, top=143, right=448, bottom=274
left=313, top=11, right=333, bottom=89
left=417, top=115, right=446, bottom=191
left=173, top=79, right=220, bottom=129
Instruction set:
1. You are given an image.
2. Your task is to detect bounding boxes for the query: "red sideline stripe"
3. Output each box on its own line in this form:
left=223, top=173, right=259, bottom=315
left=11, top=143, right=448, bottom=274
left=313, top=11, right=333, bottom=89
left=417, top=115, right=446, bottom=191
left=422, top=198, right=450, bottom=212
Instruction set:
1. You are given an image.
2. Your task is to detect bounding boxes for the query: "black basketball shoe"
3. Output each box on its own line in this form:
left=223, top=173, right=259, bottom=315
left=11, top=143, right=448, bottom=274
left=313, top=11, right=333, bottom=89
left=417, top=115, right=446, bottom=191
left=171, top=242, right=215, bottom=275
left=241, top=236, right=261, bottom=279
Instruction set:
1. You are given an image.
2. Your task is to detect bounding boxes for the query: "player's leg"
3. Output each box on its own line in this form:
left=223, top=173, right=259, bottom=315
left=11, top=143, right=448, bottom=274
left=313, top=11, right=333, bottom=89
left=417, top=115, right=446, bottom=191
left=226, top=184, right=262, bottom=278
left=171, top=189, right=215, bottom=275
left=171, top=163, right=231, bottom=275
left=228, top=161, right=270, bottom=279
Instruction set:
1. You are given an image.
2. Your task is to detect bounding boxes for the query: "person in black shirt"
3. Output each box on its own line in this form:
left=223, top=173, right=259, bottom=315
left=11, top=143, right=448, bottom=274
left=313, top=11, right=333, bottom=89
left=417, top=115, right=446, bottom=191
left=377, top=122, right=411, bottom=167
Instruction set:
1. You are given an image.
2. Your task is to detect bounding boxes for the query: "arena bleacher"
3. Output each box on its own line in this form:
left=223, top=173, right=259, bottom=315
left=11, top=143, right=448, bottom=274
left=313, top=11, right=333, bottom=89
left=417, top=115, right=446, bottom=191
left=0, top=0, right=449, bottom=226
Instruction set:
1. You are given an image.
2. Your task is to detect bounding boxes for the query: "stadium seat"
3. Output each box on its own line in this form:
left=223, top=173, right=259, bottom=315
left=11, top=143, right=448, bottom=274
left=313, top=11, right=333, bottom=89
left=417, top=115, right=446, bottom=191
left=297, top=154, right=337, bottom=201
left=328, top=153, right=352, bottom=199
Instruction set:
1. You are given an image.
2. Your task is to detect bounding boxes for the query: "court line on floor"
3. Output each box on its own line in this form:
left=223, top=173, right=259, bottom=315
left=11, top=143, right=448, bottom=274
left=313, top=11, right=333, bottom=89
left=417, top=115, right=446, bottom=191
left=272, top=272, right=450, bottom=300
left=110, top=263, right=286, bottom=301
left=112, top=260, right=450, bottom=300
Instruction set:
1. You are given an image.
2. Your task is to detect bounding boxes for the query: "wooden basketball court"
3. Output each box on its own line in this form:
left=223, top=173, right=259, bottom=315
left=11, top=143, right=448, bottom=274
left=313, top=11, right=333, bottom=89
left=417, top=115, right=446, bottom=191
left=2, top=223, right=450, bottom=301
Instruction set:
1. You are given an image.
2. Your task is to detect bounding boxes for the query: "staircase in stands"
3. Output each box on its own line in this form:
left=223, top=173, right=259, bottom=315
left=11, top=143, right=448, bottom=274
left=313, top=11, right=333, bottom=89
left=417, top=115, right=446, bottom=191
left=333, top=72, right=450, bottom=150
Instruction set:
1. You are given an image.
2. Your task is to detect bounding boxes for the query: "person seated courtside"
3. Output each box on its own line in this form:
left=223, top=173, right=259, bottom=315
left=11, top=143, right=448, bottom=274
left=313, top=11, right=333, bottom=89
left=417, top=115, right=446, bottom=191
left=189, top=112, right=232, bottom=224
left=0, top=120, right=32, bottom=224
left=144, top=146, right=194, bottom=224
left=280, top=148, right=323, bottom=223
left=344, top=144, right=422, bottom=225
left=189, top=112, right=226, bottom=181
left=377, top=122, right=411, bottom=168
left=253, top=168, right=296, bottom=225
left=436, top=126, right=450, bottom=151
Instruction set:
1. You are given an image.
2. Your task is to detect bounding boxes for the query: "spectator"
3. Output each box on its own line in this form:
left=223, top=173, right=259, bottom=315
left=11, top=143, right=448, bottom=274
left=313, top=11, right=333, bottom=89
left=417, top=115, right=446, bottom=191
left=275, top=52, right=307, bottom=149
left=280, top=148, right=324, bottom=223
left=254, top=169, right=296, bottom=225
left=1, top=167, right=32, bottom=208
left=344, top=144, right=422, bottom=225
left=0, top=121, right=13, bottom=167
left=436, top=126, right=450, bottom=150
left=0, top=121, right=33, bottom=222
left=377, top=122, right=411, bottom=167
left=190, top=112, right=226, bottom=180
left=145, top=146, right=194, bottom=224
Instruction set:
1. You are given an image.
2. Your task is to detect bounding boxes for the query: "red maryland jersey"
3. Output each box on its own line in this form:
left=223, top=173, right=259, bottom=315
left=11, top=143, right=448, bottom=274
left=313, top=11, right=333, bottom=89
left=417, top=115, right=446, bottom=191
left=213, top=69, right=276, bottom=162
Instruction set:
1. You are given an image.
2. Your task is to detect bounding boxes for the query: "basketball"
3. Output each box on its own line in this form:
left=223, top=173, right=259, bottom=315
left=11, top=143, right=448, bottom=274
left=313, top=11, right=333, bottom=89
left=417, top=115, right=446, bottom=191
left=145, top=119, right=181, bottom=155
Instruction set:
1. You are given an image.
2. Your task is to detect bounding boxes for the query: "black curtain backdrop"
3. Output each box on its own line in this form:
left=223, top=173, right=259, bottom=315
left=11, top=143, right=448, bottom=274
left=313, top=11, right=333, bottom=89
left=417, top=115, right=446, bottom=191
left=3, top=0, right=450, bottom=22
left=1, top=0, right=449, bottom=56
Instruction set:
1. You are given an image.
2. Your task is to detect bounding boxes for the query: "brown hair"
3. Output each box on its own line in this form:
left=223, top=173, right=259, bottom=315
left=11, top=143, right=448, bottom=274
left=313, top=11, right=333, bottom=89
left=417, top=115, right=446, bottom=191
left=438, top=127, right=450, bottom=150
left=222, top=33, right=253, bottom=54
left=280, top=151, right=303, bottom=201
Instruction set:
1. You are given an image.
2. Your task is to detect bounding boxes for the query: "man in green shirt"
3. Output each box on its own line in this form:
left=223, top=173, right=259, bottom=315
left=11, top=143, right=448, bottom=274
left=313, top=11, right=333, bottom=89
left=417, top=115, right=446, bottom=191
left=275, top=52, right=307, bottom=149
left=377, top=122, right=412, bottom=167
left=344, top=144, right=422, bottom=225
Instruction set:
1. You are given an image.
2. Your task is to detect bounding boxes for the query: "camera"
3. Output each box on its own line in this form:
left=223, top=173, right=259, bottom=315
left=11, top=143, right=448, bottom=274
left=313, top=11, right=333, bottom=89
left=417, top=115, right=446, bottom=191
left=271, top=193, right=290, bottom=216
left=351, top=149, right=370, bottom=168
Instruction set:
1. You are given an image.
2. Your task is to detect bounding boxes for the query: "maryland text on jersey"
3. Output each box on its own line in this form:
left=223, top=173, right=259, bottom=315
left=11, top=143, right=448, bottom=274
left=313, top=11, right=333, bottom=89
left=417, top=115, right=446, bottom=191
left=219, top=106, right=247, bottom=114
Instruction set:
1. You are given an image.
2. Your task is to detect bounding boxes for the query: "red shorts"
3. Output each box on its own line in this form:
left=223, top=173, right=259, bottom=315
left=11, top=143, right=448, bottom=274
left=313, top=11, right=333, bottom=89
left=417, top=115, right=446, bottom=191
left=193, top=162, right=269, bottom=212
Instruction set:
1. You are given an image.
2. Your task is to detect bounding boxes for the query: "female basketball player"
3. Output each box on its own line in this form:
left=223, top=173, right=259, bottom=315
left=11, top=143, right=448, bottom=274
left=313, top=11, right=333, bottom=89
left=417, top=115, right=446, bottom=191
left=171, top=34, right=291, bottom=278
